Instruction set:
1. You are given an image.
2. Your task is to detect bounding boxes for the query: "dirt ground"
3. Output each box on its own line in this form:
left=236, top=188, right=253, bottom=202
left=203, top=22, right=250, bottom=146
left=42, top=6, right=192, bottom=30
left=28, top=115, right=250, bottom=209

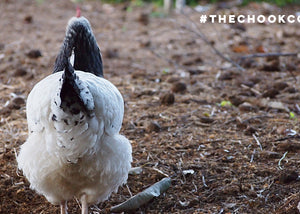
left=0, top=0, right=300, bottom=213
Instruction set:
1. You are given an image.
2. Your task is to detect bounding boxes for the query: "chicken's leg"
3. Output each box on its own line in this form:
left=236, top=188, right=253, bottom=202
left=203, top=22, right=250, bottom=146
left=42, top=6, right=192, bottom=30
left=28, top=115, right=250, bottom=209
left=60, top=201, right=67, bottom=214
left=81, top=194, right=88, bottom=214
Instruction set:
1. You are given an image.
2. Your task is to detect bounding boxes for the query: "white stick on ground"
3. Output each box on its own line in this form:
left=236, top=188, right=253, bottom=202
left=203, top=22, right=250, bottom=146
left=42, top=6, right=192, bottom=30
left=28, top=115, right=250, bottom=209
left=111, top=177, right=171, bottom=212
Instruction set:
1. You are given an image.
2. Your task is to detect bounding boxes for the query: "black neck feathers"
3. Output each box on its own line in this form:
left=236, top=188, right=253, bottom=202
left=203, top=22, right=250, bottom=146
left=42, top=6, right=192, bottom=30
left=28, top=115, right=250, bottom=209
left=53, top=17, right=103, bottom=77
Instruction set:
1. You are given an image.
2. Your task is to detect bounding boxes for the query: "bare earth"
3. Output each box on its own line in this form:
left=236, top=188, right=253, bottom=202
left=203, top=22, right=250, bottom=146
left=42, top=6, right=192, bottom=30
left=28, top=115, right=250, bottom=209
left=0, top=0, right=300, bottom=213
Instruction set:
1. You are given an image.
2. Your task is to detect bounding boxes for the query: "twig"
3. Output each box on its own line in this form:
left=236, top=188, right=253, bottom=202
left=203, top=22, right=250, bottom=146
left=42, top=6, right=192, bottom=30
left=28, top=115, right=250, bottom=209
left=192, top=181, right=198, bottom=192
left=252, top=134, right=262, bottom=151
left=210, top=107, right=216, bottom=117
left=241, top=84, right=262, bottom=96
left=128, top=166, right=143, bottom=175
left=295, top=104, right=300, bottom=113
left=178, top=12, right=246, bottom=72
left=202, top=174, right=208, bottom=187
left=148, top=167, right=169, bottom=177
left=240, top=52, right=298, bottom=60
left=287, top=69, right=297, bottom=83
left=242, top=115, right=272, bottom=124
left=274, top=135, right=300, bottom=142
left=74, top=197, right=81, bottom=209
left=250, top=149, right=256, bottom=163
left=218, top=208, right=224, bottom=214
left=126, top=184, right=133, bottom=197
left=14, top=148, right=22, bottom=177
left=278, top=151, right=288, bottom=170
left=110, top=177, right=171, bottom=212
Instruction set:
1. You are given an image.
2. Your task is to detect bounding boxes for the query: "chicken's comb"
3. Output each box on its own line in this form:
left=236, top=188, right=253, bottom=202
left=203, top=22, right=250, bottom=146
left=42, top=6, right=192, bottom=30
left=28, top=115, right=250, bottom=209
left=76, top=6, right=81, bottom=18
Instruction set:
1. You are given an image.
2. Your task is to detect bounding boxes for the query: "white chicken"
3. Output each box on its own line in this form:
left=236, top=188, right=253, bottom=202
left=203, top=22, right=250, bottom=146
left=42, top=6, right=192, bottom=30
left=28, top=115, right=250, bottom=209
left=17, top=15, right=132, bottom=214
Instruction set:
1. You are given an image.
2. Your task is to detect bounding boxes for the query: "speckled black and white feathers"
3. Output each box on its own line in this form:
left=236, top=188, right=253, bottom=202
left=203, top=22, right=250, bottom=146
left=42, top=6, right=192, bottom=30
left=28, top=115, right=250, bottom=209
left=53, top=17, right=103, bottom=77
left=58, top=60, right=94, bottom=116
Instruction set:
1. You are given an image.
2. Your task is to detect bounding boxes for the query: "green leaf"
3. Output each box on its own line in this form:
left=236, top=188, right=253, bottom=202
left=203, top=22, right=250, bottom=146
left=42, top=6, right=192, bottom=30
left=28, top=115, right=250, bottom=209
left=203, top=112, right=210, bottom=117
left=162, top=68, right=169, bottom=75
left=220, top=100, right=232, bottom=107
left=289, top=112, right=295, bottom=119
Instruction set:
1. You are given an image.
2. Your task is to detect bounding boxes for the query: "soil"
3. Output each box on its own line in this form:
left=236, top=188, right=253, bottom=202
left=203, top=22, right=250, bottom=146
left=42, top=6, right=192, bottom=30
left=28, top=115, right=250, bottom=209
left=0, top=0, right=300, bottom=213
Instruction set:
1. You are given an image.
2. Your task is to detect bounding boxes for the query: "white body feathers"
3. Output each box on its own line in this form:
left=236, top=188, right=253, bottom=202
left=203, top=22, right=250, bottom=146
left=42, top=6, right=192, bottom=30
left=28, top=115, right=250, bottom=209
left=17, top=71, right=132, bottom=205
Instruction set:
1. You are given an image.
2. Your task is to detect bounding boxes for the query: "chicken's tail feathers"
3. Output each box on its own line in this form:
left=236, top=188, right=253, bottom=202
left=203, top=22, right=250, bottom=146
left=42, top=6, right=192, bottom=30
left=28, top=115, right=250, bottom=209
left=53, top=16, right=103, bottom=77
left=58, top=58, right=94, bottom=116
left=63, top=59, right=75, bottom=82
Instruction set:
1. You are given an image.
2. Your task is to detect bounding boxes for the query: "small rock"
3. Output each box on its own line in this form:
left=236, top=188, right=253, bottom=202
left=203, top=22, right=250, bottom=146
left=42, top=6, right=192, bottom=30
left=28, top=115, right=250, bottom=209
left=259, top=99, right=288, bottom=112
left=146, top=121, right=161, bottom=133
left=229, top=95, right=244, bottom=106
left=160, top=93, right=175, bottom=105
left=137, top=13, right=149, bottom=25
left=12, top=96, right=25, bottom=108
left=231, top=44, right=249, bottom=53
left=261, top=60, right=280, bottom=72
left=199, top=116, right=214, bottom=124
left=171, top=82, right=187, bottom=93
left=278, top=170, right=299, bottom=184
left=24, top=15, right=33, bottom=23
left=244, top=126, right=257, bottom=136
left=239, top=102, right=257, bottom=112
left=273, top=82, right=288, bottom=91
left=26, top=49, right=42, bottom=59
left=131, top=71, right=146, bottom=79
left=8, top=96, right=26, bottom=110
left=13, top=67, right=27, bottom=77
left=182, top=56, right=203, bottom=66
left=262, top=88, right=279, bottom=98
